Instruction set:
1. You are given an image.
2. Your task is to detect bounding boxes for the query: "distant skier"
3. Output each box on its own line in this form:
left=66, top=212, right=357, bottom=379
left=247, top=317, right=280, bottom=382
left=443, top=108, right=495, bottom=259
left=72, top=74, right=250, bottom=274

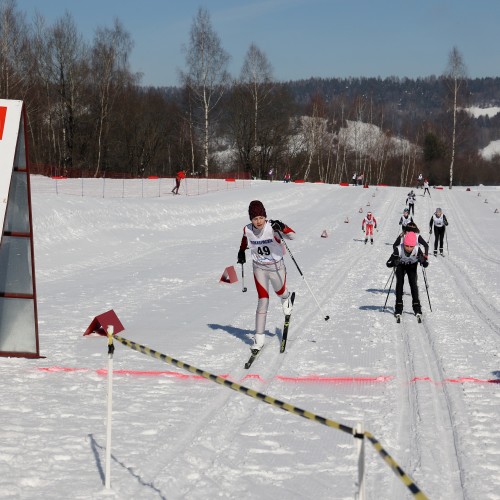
left=398, top=207, right=414, bottom=230
left=423, top=179, right=431, bottom=197
left=406, top=190, right=416, bottom=215
left=429, top=207, right=449, bottom=256
left=386, top=231, right=429, bottom=321
left=171, top=169, right=186, bottom=194
left=417, top=173, right=423, bottom=189
left=352, top=172, right=357, bottom=186
left=361, top=211, right=377, bottom=245
left=237, top=200, right=295, bottom=354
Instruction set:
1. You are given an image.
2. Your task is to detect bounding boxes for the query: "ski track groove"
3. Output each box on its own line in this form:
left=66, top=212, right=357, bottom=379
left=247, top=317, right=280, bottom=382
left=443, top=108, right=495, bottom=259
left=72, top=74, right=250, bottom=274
left=397, top=189, right=491, bottom=499
left=390, top=314, right=422, bottom=499
left=438, top=190, right=500, bottom=337
left=418, top=318, right=468, bottom=499
left=443, top=189, right=500, bottom=266
left=158, top=186, right=401, bottom=496
left=111, top=185, right=493, bottom=498
left=441, top=256, right=500, bottom=338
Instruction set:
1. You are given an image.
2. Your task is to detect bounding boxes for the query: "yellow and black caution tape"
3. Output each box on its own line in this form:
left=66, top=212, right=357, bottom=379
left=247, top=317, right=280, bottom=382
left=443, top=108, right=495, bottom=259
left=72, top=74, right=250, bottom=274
left=365, top=431, right=427, bottom=498
left=113, top=334, right=428, bottom=499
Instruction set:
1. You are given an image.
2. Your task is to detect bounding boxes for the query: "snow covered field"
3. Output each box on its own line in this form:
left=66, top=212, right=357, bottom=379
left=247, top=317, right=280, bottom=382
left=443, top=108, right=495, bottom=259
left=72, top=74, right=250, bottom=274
left=1, top=177, right=499, bottom=499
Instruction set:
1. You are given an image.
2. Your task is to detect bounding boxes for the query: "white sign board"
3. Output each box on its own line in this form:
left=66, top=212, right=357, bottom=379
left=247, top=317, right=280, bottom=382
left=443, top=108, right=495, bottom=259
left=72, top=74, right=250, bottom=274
left=0, top=99, right=40, bottom=357
left=0, top=100, right=23, bottom=234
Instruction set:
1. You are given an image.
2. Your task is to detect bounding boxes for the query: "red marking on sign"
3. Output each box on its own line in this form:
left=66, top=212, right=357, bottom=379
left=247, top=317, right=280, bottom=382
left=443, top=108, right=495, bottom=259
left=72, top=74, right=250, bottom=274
left=0, top=106, right=7, bottom=140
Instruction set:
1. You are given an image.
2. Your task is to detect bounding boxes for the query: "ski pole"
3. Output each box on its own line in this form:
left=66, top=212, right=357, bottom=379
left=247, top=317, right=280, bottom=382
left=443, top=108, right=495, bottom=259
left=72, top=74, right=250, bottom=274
left=278, top=231, right=330, bottom=321
left=445, top=228, right=449, bottom=257
left=241, top=263, right=247, bottom=292
left=383, top=268, right=396, bottom=312
left=383, top=268, right=395, bottom=292
left=421, top=266, right=432, bottom=312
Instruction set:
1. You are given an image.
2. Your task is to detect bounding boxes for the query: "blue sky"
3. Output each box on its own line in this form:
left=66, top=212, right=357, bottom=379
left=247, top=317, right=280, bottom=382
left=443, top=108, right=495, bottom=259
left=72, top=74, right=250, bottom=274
left=15, top=0, right=500, bottom=87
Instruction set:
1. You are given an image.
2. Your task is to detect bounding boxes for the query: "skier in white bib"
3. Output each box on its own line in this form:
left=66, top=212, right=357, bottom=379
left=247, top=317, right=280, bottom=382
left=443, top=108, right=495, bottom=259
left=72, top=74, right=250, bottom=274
left=361, top=211, right=377, bottom=245
left=423, top=179, right=431, bottom=197
left=398, top=207, right=414, bottom=230
left=406, top=190, right=416, bottom=215
left=429, top=207, right=449, bottom=256
left=386, top=231, right=428, bottom=320
left=237, top=200, right=295, bottom=354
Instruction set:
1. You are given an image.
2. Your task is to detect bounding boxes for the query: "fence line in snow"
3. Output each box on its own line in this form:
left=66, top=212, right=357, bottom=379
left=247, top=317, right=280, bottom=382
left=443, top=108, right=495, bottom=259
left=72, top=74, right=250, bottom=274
left=29, top=175, right=251, bottom=198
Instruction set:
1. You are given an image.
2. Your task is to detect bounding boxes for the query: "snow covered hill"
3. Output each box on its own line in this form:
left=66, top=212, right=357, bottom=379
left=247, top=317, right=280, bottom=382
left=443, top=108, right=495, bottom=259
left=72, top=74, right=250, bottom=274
left=1, top=178, right=499, bottom=499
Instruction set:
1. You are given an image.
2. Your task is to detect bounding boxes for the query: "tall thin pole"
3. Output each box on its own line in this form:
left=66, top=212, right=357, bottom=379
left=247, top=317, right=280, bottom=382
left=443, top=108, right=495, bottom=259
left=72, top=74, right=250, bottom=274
left=105, top=325, right=114, bottom=489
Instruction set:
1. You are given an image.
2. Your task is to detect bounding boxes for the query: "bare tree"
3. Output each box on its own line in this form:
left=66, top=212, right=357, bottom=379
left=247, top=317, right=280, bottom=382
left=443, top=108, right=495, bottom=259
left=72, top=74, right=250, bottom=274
left=180, top=7, right=230, bottom=177
left=301, top=94, right=330, bottom=181
left=443, top=46, right=467, bottom=189
left=91, top=18, right=133, bottom=177
left=240, top=43, right=274, bottom=168
left=31, top=12, right=88, bottom=171
left=0, top=0, right=29, bottom=98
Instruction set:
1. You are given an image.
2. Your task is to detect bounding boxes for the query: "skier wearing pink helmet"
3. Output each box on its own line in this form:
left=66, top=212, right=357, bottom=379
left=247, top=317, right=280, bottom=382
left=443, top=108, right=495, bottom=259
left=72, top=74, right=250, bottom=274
left=386, top=231, right=428, bottom=322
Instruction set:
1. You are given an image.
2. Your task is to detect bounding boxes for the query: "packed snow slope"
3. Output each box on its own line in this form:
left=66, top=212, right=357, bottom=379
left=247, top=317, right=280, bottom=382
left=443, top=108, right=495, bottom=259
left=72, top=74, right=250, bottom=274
left=1, top=177, right=499, bottom=500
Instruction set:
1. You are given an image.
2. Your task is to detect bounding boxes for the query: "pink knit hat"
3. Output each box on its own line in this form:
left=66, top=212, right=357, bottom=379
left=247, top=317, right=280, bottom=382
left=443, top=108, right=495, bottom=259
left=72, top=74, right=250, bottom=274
left=403, top=231, right=417, bottom=247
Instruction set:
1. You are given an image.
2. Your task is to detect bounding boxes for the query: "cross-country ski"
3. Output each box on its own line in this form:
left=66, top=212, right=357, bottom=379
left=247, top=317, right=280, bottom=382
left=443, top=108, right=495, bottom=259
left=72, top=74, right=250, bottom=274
left=280, top=291, right=295, bottom=353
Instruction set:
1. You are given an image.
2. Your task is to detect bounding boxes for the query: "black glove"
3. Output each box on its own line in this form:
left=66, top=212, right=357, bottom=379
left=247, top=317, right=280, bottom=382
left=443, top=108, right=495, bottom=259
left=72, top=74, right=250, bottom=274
left=429, top=229, right=432, bottom=235
left=237, top=249, right=246, bottom=264
left=270, top=220, right=286, bottom=232
left=386, top=255, right=400, bottom=268
left=419, top=254, right=428, bottom=267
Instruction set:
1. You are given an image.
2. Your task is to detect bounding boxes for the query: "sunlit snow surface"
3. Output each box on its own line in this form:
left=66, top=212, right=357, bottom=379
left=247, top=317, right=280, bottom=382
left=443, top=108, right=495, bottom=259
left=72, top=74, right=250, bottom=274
left=1, top=177, right=499, bottom=499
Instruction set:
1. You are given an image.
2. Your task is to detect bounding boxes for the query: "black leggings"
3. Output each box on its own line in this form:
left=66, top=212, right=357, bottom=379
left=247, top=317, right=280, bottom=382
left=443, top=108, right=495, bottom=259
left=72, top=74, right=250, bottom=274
left=395, top=264, right=421, bottom=314
left=433, top=226, right=445, bottom=253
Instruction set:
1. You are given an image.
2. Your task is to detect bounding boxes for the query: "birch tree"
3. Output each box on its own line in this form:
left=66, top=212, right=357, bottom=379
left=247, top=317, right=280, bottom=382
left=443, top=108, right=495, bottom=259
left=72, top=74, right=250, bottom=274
left=240, top=43, right=274, bottom=169
left=443, top=46, right=467, bottom=189
left=181, top=8, right=230, bottom=177
left=32, top=12, right=88, bottom=171
left=91, top=19, right=133, bottom=177
left=0, top=0, right=28, bottom=98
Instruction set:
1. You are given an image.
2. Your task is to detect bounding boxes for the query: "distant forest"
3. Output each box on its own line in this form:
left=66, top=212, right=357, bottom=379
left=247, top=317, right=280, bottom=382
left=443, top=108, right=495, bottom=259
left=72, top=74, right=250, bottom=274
left=1, top=2, right=499, bottom=185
